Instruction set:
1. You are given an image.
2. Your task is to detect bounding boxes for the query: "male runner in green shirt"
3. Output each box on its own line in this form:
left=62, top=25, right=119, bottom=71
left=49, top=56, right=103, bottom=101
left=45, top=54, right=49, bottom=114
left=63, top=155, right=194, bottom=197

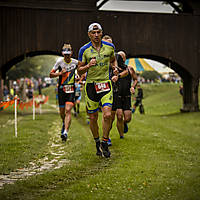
left=78, top=23, right=117, bottom=158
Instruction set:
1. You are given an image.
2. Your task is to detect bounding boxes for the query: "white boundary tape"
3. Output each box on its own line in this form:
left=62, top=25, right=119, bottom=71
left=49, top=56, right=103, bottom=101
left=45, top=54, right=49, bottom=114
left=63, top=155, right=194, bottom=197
left=33, top=97, right=35, bottom=120
left=14, top=97, right=17, bottom=137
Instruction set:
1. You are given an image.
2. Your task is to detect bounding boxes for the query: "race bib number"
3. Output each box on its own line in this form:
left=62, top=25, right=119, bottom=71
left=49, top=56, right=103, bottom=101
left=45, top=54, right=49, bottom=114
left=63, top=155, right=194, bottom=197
left=95, top=82, right=110, bottom=94
left=63, top=85, right=74, bottom=93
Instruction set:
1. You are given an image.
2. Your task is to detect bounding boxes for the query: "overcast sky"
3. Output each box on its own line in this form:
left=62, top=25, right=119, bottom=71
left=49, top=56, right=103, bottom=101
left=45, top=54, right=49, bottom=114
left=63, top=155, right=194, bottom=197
left=97, top=0, right=175, bottom=71
left=97, top=0, right=175, bottom=14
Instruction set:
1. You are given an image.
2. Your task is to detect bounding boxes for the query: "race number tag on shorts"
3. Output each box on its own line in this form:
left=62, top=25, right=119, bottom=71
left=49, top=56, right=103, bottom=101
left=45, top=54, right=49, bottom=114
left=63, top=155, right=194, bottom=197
left=63, top=85, right=74, bottom=93
left=95, top=82, right=110, bottom=94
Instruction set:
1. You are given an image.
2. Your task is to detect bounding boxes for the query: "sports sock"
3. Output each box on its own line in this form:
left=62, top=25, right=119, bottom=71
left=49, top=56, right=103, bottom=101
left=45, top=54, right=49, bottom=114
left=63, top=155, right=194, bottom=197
left=63, top=130, right=68, bottom=135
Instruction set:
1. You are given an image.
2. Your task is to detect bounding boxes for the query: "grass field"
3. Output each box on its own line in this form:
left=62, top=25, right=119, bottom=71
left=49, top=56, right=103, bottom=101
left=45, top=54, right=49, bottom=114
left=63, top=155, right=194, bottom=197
left=0, top=83, right=200, bottom=200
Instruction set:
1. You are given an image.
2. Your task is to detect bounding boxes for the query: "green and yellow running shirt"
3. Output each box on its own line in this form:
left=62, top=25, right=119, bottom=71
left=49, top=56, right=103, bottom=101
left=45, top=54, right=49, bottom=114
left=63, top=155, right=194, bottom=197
left=78, top=41, right=115, bottom=83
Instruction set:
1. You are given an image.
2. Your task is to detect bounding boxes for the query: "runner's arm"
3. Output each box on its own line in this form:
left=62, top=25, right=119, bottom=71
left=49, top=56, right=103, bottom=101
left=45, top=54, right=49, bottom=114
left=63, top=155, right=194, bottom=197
left=49, top=69, right=66, bottom=78
left=77, top=58, right=96, bottom=76
left=128, top=66, right=138, bottom=94
left=110, top=55, right=119, bottom=75
left=111, top=60, right=129, bottom=82
left=111, top=69, right=129, bottom=82
left=78, top=73, right=86, bottom=84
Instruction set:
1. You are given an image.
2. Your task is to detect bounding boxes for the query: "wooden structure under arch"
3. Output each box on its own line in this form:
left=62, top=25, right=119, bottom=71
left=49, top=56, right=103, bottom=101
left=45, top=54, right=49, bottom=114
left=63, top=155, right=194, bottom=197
left=0, top=0, right=200, bottom=111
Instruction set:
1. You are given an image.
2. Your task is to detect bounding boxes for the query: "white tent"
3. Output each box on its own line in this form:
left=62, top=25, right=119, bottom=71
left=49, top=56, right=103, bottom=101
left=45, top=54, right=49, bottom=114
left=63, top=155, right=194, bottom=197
left=144, top=59, right=175, bottom=74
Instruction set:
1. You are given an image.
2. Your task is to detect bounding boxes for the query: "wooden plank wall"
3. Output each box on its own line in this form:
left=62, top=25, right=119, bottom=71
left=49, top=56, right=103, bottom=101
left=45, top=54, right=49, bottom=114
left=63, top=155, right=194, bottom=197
left=0, top=0, right=96, bottom=11
left=0, top=6, right=200, bottom=79
left=0, top=6, right=96, bottom=77
left=97, top=11, right=200, bottom=78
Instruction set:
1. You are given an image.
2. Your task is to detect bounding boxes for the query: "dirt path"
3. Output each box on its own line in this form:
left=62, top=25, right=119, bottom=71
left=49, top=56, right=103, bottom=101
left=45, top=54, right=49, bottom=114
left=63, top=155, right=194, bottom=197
left=0, top=120, right=68, bottom=189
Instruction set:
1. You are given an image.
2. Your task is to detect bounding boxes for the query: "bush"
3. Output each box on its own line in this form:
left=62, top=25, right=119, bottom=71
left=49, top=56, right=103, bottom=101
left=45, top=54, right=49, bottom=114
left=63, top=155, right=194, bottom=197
left=140, top=70, right=161, bottom=81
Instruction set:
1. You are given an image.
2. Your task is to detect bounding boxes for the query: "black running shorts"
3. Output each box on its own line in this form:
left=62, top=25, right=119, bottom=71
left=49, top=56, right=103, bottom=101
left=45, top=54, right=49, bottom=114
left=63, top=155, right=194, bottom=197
left=112, top=91, right=118, bottom=111
left=117, top=95, right=132, bottom=111
left=58, top=88, right=75, bottom=107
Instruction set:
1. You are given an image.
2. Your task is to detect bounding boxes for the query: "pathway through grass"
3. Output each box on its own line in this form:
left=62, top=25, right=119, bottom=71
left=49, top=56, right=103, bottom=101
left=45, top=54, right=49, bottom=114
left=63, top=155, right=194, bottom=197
left=0, top=120, right=69, bottom=189
left=0, top=84, right=200, bottom=200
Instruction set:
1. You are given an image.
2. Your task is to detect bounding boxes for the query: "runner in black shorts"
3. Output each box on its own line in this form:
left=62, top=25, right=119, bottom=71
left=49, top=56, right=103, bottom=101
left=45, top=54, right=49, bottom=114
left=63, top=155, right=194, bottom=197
left=50, top=43, right=78, bottom=141
left=58, top=89, right=75, bottom=106
left=102, top=35, right=129, bottom=146
left=116, top=51, right=138, bottom=138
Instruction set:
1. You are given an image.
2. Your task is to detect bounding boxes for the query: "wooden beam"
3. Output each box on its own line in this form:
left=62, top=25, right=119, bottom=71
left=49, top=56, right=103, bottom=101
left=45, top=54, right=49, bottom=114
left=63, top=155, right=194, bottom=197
left=0, top=0, right=97, bottom=11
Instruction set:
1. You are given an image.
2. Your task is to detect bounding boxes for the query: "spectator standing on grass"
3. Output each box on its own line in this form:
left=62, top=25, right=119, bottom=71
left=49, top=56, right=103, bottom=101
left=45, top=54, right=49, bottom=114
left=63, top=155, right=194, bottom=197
left=179, top=85, right=183, bottom=96
left=3, top=85, right=9, bottom=101
left=10, top=86, right=14, bottom=100
left=27, top=80, right=33, bottom=100
left=73, top=75, right=83, bottom=117
left=38, top=78, right=43, bottom=96
left=50, top=43, right=78, bottom=142
left=132, top=84, right=144, bottom=114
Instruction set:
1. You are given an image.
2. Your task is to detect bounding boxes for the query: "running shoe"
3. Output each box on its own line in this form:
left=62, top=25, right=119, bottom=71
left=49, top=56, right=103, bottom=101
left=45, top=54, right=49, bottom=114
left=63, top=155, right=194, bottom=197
left=96, top=141, right=102, bottom=156
left=120, top=135, right=124, bottom=139
left=101, top=142, right=111, bottom=158
left=107, top=138, right=112, bottom=146
left=124, top=122, right=128, bottom=133
left=61, top=133, right=67, bottom=142
left=61, top=134, right=65, bottom=141
left=64, top=133, right=68, bottom=141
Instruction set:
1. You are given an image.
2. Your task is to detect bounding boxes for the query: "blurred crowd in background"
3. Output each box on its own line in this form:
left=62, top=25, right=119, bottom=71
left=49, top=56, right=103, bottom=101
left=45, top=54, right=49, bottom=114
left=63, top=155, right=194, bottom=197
left=2, top=71, right=182, bottom=103
left=2, top=77, right=56, bottom=102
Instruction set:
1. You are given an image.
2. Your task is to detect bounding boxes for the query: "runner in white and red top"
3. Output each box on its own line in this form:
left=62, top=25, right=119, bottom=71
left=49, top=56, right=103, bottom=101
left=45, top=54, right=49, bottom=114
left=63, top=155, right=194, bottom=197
left=50, top=44, right=78, bottom=141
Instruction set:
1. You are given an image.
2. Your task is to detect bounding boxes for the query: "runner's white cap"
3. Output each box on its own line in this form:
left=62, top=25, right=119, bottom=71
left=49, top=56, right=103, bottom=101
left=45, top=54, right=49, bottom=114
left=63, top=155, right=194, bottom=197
left=62, top=48, right=72, bottom=55
left=88, top=23, right=102, bottom=32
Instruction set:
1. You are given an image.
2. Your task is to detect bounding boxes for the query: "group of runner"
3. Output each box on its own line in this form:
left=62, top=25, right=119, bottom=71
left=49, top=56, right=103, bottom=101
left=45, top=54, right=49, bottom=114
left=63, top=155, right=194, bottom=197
left=50, top=23, right=138, bottom=158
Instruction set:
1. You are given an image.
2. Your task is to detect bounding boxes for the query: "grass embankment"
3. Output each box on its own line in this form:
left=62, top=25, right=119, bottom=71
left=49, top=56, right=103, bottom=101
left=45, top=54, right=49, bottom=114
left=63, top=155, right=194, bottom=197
left=0, top=83, right=200, bottom=200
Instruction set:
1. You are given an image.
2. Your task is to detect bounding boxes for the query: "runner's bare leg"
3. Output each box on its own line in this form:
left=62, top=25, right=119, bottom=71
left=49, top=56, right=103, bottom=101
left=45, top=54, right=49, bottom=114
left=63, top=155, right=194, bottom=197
left=102, top=106, right=112, bottom=139
left=116, top=109, right=124, bottom=137
left=88, top=112, right=99, bottom=138
left=123, top=110, right=132, bottom=123
left=59, top=107, right=65, bottom=121
left=65, top=103, right=74, bottom=131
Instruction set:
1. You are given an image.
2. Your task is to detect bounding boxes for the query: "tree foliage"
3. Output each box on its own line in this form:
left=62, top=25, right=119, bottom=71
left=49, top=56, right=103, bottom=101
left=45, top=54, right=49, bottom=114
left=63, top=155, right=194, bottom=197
left=140, top=70, right=161, bottom=81
left=7, top=55, right=59, bottom=80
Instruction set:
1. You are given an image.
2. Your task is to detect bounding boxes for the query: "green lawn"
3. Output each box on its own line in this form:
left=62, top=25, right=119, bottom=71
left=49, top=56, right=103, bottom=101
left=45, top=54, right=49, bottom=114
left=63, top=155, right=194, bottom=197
left=0, top=83, right=200, bottom=200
